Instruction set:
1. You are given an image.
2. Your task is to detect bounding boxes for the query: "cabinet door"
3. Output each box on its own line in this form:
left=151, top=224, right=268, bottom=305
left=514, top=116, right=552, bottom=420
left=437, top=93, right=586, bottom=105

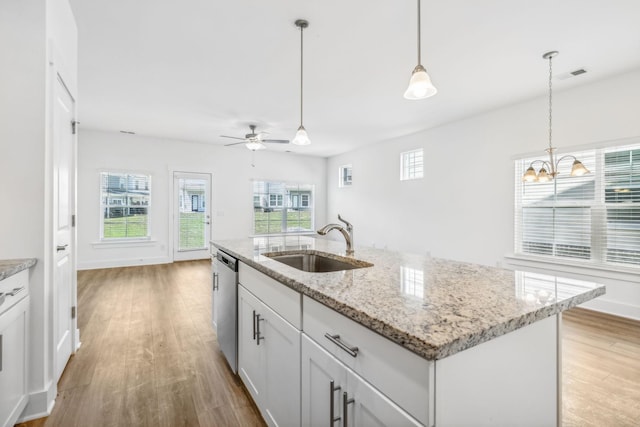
left=0, top=297, right=29, bottom=427
left=301, top=335, right=347, bottom=427
left=262, top=302, right=301, bottom=427
left=238, top=286, right=265, bottom=407
left=345, top=369, right=422, bottom=427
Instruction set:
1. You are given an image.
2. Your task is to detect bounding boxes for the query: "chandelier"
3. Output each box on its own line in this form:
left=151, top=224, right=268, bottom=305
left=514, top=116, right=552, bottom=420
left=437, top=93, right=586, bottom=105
left=522, top=51, right=590, bottom=183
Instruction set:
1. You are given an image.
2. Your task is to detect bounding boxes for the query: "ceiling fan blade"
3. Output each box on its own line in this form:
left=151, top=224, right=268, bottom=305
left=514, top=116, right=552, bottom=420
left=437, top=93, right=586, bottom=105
left=263, top=139, right=290, bottom=144
left=224, top=141, right=247, bottom=147
left=220, top=135, right=245, bottom=140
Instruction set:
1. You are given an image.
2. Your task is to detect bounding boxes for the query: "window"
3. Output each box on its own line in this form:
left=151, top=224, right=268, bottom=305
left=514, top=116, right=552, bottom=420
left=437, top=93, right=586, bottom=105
left=400, top=149, right=424, bottom=180
left=100, top=172, right=151, bottom=239
left=253, top=181, right=314, bottom=235
left=515, top=143, right=640, bottom=269
left=339, top=164, right=353, bottom=187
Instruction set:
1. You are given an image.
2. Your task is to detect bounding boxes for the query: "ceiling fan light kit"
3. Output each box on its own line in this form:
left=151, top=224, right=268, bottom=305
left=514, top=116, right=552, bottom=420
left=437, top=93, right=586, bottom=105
left=404, top=0, right=437, bottom=100
left=221, top=124, right=289, bottom=151
left=522, top=51, right=590, bottom=183
left=292, top=19, right=311, bottom=146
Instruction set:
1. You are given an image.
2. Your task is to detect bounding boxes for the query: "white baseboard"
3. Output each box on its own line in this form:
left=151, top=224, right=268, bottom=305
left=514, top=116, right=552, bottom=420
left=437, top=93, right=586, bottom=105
left=18, top=381, right=57, bottom=423
left=77, top=256, right=171, bottom=270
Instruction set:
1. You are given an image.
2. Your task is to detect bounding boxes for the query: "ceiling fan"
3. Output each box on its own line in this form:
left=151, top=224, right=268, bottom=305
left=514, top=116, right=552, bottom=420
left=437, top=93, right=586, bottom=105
left=221, top=125, right=289, bottom=151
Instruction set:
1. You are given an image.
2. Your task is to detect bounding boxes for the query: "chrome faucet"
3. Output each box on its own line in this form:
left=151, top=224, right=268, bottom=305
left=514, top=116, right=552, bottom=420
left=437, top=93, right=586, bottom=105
left=317, top=214, right=354, bottom=255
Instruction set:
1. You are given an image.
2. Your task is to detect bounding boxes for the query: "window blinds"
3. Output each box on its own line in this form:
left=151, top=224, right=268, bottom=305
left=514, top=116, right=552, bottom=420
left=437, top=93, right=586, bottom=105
left=515, top=143, right=640, bottom=269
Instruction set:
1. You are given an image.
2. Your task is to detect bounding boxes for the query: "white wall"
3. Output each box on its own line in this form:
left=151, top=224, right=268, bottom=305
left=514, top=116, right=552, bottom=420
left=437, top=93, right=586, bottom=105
left=327, top=70, right=640, bottom=320
left=77, top=130, right=327, bottom=269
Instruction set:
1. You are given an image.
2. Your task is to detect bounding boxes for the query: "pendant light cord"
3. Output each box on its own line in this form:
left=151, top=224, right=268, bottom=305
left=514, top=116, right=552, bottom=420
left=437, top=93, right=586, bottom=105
left=548, top=54, right=553, bottom=151
left=417, top=0, right=421, bottom=65
left=300, top=24, right=304, bottom=127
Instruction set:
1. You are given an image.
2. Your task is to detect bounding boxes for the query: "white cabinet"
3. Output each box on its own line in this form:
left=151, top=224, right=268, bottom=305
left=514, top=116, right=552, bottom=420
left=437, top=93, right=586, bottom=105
left=238, top=285, right=301, bottom=427
left=0, top=270, right=30, bottom=427
left=302, top=335, right=421, bottom=427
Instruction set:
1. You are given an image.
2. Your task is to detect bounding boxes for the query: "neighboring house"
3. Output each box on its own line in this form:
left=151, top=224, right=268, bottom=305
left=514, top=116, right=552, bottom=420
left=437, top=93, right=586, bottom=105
left=103, top=174, right=150, bottom=218
left=253, top=182, right=312, bottom=212
left=179, top=181, right=206, bottom=213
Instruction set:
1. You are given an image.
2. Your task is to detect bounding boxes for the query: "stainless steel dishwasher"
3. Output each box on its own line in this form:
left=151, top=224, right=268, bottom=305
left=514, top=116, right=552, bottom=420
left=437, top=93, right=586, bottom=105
left=214, top=250, right=238, bottom=373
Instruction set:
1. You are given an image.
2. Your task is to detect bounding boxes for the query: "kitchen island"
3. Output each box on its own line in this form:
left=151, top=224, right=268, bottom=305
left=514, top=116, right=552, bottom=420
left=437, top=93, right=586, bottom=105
left=212, top=236, right=605, bottom=427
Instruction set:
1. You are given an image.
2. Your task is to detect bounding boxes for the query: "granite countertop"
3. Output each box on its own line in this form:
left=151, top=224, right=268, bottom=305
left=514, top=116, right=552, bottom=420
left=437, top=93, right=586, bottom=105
left=212, top=236, right=605, bottom=360
left=0, top=258, right=37, bottom=281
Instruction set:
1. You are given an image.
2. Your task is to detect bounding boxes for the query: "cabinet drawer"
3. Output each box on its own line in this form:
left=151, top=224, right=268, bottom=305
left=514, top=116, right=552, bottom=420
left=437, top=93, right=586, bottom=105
left=303, top=295, right=433, bottom=426
left=239, top=263, right=301, bottom=329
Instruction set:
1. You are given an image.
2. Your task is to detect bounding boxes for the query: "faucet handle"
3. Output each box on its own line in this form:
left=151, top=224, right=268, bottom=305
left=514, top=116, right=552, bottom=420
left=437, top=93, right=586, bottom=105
left=337, top=214, right=352, bottom=230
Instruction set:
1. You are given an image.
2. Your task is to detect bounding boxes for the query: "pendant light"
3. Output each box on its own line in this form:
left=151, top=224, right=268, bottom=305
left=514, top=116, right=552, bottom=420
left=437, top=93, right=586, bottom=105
left=404, top=0, right=437, bottom=100
left=292, top=19, right=311, bottom=145
left=522, top=51, right=590, bottom=182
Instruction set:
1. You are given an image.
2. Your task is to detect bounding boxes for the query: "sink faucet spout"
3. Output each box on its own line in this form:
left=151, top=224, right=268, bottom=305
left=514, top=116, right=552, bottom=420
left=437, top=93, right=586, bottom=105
left=317, top=214, right=354, bottom=255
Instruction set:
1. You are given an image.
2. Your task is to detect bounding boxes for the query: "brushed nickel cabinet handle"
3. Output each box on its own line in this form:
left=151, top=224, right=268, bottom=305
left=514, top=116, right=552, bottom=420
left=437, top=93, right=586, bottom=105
left=343, top=392, right=355, bottom=427
left=0, top=334, right=3, bottom=372
left=256, top=314, right=264, bottom=345
left=57, top=244, right=68, bottom=252
left=252, top=310, right=257, bottom=340
left=212, top=273, right=219, bottom=291
left=329, top=380, right=341, bottom=425
left=6, top=287, right=25, bottom=297
left=325, top=333, right=359, bottom=357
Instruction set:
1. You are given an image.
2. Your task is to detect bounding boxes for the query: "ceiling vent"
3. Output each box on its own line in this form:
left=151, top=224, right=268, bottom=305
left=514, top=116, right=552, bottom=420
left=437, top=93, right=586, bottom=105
left=558, top=68, right=587, bottom=80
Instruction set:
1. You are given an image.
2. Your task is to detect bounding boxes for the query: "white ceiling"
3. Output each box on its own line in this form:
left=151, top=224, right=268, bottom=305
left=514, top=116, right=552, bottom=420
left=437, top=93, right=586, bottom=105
left=68, top=0, right=640, bottom=157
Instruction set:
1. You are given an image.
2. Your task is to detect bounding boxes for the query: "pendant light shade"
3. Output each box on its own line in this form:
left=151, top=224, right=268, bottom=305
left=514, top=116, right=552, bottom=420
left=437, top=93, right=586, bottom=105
left=293, top=19, right=311, bottom=146
left=404, top=65, right=437, bottom=100
left=404, top=0, right=437, bottom=100
left=570, top=159, right=590, bottom=176
left=292, top=125, right=310, bottom=146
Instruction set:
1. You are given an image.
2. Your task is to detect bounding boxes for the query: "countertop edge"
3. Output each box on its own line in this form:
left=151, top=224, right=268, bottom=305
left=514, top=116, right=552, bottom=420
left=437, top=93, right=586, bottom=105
left=0, top=258, right=38, bottom=281
left=214, top=243, right=605, bottom=361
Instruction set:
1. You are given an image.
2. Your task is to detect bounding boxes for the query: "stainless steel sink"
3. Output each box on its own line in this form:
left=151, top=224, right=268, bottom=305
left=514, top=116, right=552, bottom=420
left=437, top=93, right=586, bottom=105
left=263, top=250, right=373, bottom=273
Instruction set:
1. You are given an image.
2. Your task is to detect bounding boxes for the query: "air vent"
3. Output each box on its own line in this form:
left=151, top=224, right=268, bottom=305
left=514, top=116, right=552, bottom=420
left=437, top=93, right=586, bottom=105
left=557, top=68, right=588, bottom=80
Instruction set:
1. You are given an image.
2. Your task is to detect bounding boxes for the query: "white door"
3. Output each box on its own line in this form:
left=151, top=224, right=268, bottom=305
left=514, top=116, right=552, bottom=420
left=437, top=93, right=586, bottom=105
left=301, top=335, right=347, bottom=427
left=262, top=301, right=301, bottom=427
left=53, top=73, right=75, bottom=381
left=345, top=369, right=422, bottom=427
left=238, top=286, right=266, bottom=408
left=173, top=172, right=211, bottom=261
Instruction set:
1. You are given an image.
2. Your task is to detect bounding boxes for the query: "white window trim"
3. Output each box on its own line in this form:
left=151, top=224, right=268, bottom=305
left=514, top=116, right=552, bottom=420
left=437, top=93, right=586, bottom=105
left=339, top=164, right=353, bottom=188
left=99, top=170, right=152, bottom=241
left=400, top=148, right=424, bottom=181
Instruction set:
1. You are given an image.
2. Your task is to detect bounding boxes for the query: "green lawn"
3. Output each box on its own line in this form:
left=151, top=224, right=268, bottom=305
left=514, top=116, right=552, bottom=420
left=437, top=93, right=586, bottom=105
left=103, top=214, right=148, bottom=238
left=179, top=212, right=205, bottom=249
left=254, top=210, right=312, bottom=234
left=104, top=213, right=205, bottom=249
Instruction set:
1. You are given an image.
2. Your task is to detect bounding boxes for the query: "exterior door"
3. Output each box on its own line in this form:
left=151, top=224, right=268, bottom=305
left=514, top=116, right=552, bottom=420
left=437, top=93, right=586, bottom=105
left=173, top=172, right=211, bottom=261
left=53, top=73, right=75, bottom=381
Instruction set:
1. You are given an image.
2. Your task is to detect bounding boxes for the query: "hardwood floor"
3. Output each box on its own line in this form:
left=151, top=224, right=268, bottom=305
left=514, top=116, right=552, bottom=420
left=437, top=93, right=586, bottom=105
left=17, top=261, right=640, bottom=426
left=562, top=307, right=640, bottom=426
left=18, top=261, right=265, bottom=427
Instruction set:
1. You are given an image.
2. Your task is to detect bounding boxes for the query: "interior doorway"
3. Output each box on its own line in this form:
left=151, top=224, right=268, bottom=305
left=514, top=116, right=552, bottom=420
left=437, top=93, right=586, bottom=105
left=173, top=172, right=212, bottom=261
